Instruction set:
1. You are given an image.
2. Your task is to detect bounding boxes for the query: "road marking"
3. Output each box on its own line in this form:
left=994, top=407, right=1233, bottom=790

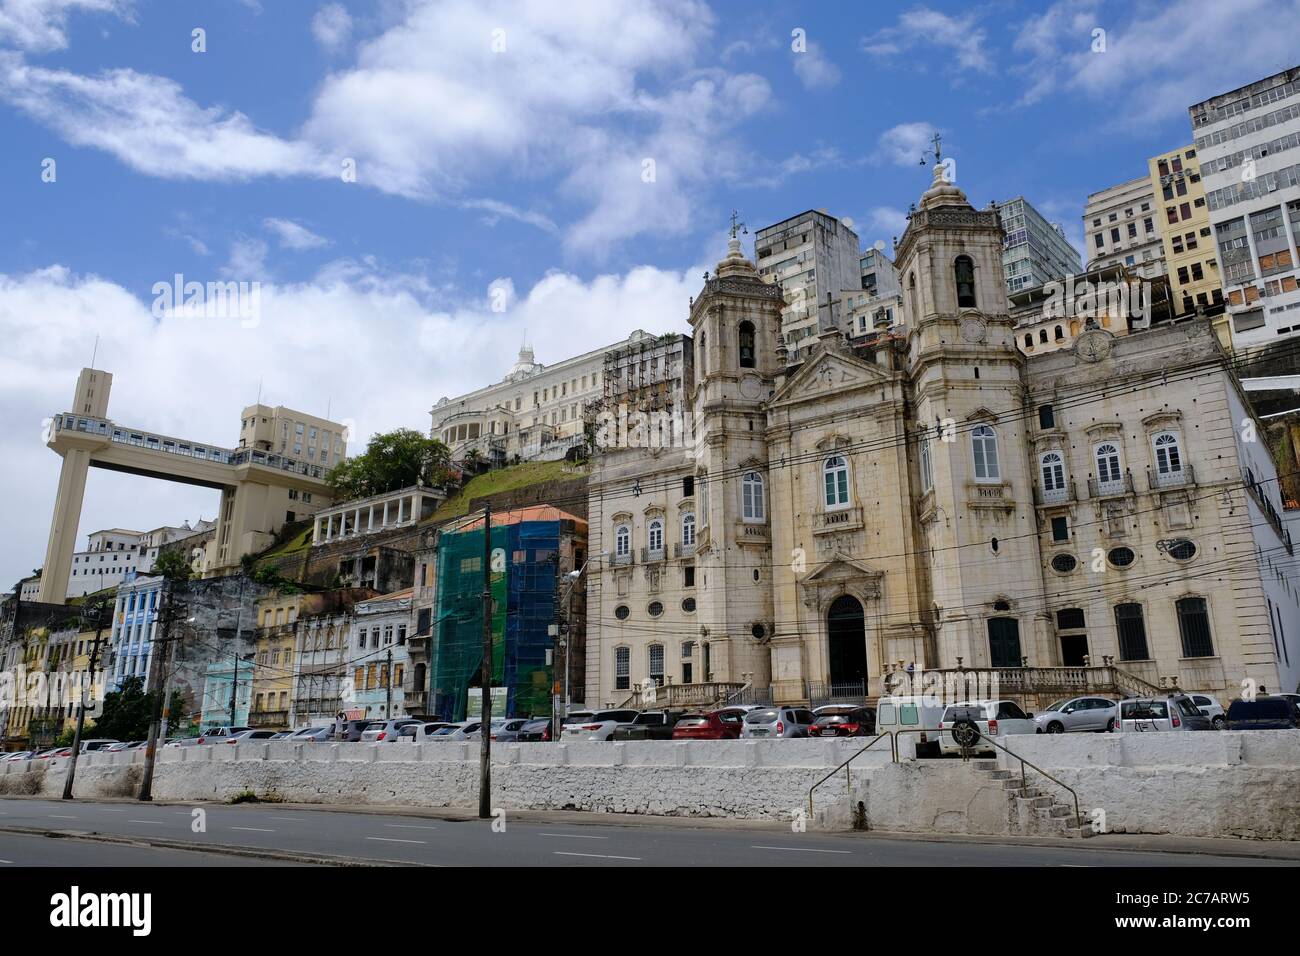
left=537, top=832, right=609, bottom=840
left=384, top=824, right=439, bottom=830
left=553, top=851, right=641, bottom=861
left=366, top=836, right=427, bottom=844
left=102, top=808, right=125, bottom=813
left=230, top=826, right=276, bottom=833
left=268, top=816, right=306, bottom=822
left=0, top=859, right=12, bottom=864
left=750, top=845, right=852, bottom=854
left=48, top=814, right=77, bottom=819
left=128, top=820, right=166, bottom=825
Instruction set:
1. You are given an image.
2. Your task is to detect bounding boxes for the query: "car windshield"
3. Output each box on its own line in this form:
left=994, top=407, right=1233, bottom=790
left=677, top=717, right=708, bottom=727
left=1229, top=700, right=1290, bottom=719
left=1044, top=699, right=1068, bottom=712
left=745, top=709, right=779, bottom=724
left=431, top=726, right=458, bottom=736
left=592, top=711, right=634, bottom=722
left=1122, top=700, right=1169, bottom=719
left=814, top=715, right=849, bottom=725
left=942, top=705, right=988, bottom=721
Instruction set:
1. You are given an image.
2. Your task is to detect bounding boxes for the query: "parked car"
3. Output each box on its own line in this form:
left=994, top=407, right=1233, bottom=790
left=1116, top=695, right=1213, bottom=732
left=875, top=695, right=948, bottom=757
left=197, top=726, right=251, bottom=744
left=808, top=706, right=876, bottom=737
left=220, top=729, right=278, bottom=745
left=287, top=726, right=334, bottom=743
left=490, top=718, right=534, bottom=742
left=426, top=721, right=483, bottom=742
left=1225, top=697, right=1300, bottom=730
left=104, top=740, right=146, bottom=752
left=612, top=710, right=685, bottom=741
left=397, top=722, right=456, bottom=741
left=1188, top=694, right=1227, bottom=730
left=1033, top=696, right=1118, bottom=734
left=164, top=737, right=203, bottom=749
left=560, top=709, right=640, bottom=742
left=561, top=710, right=598, bottom=726
left=268, top=731, right=296, bottom=740
left=672, top=711, right=743, bottom=740
left=77, top=738, right=121, bottom=753
left=35, top=747, right=73, bottom=760
left=740, top=706, right=814, bottom=739
left=515, top=719, right=554, bottom=742
left=1, top=751, right=33, bottom=762
left=938, top=700, right=1036, bottom=755
left=360, top=718, right=424, bottom=743
left=328, top=719, right=374, bottom=742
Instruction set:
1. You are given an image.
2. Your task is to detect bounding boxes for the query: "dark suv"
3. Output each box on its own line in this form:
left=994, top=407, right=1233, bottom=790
left=1225, top=697, right=1300, bottom=730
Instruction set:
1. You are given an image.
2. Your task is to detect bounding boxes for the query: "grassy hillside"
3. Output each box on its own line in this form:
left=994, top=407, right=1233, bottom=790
left=428, top=459, right=588, bottom=522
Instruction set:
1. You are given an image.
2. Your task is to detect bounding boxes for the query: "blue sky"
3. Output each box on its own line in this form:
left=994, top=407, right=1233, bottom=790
left=1, top=0, right=1296, bottom=589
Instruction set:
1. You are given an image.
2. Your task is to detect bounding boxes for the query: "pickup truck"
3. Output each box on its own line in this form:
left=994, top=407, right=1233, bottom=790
left=612, top=710, right=685, bottom=741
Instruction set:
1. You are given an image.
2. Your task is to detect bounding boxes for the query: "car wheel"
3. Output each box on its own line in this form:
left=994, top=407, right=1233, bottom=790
left=949, top=718, right=981, bottom=749
left=1212, top=716, right=1225, bottom=731
left=1046, top=721, right=1064, bottom=734
left=1105, top=718, right=1116, bottom=732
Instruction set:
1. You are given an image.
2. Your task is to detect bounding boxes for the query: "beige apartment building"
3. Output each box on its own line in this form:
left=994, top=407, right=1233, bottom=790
left=1148, top=144, right=1223, bottom=320
left=250, top=590, right=300, bottom=729
left=1084, top=176, right=1166, bottom=279
left=586, top=164, right=1300, bottom=710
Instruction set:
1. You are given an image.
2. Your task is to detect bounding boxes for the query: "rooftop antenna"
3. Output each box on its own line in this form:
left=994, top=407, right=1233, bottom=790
left=89, top=333, right=99, bottom=369
left=256, top=378, right=262, bottom=407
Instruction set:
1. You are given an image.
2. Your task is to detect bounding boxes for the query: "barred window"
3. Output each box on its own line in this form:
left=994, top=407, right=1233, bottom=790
left=1114, top=603, right=1149, bottom=661
left=1177, top=597, right=1215, bottom=658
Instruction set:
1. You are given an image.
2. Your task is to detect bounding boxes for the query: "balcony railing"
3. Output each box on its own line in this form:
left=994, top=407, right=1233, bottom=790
left=674, top=541, right=697, bottom=558
left=1034, top=478, right=1076, bottom=506
left=1148, top=464, right=1194, bottom=491
left=814, top=506, right=864, bottom=534
left=611, top=551, right=633, bottom=567
left=248, top=709, right=289, bottom=728
left=640, top=547, right=666, bottom=564
left=1087, top=473, right=1134, bottom=498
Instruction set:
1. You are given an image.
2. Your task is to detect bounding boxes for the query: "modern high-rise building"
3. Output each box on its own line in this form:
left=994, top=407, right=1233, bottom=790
left=754, top=209, right=860, bottom=363
left=1192, top=65, right=1300, bottom=349
left=999, top=196, right=1081, bottom=295
left=1147, top=144, right=1223, bottom=321
left=1083, top=176, right=1167, bottom=279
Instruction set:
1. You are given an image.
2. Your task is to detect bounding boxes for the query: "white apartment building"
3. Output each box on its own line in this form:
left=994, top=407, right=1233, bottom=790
left=430, top=332, right=656, bottom=466
left=1001, top=195, right=1081, bottom=295
left=1084, top=176, right=1167, bottom=279
left=66, top=521, right=215, bottom=598
left=755, top=209, right=860, bottom=362
left=1193, top=65, right=1300, bottom=348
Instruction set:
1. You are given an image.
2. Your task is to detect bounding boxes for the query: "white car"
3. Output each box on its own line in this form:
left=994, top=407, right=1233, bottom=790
left=1032, top=696, right=1118, bottom=734
left=938, top=700, right=1036, bottom=755
left=1, top=751, right=33, bottom=762
left=426, top=721, right=482, bottom=742
left=560, top=709, right=640, bottom=741
left=1188, top=693, right=1226, bottom=730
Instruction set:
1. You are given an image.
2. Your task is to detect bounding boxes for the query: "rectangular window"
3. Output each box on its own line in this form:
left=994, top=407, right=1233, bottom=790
left=1051, top=516, right=1069, bottom=542
left=682, top=475, right=694, bottom=498
left=1038, top=404, right=1055, bottom=430
left=615, top=647, right=630, bottom=690
left=648, top=645, right=665, bottom=686
left=1176, top=597, right=1214, bottom=658
left=1114, top=603, right=1149, bottom=661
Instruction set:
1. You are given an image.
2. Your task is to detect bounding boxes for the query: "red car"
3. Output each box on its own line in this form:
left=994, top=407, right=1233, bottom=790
left=672, top=711, right=743, bottom=740
left=808, top=706, right=876, bottom=737
left=35, top=747, right=73, bottom=760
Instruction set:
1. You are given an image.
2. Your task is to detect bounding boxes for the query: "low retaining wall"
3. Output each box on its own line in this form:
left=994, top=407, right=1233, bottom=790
left=5, top=732, right=1297, bottom=838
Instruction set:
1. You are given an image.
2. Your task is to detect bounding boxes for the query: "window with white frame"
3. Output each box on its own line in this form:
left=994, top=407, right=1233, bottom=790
left=614, top=646, right=630, bottom=690
left=1153, top=432, right=1183, bottom=477
left=648, top=518, right=664, bottom=554
left=1095, top=442, right=1123, bottom=489
left=971, top=425, right=1000, bottom=481
left=614, top=524, right=631, bottom=557
left=742, top=471, right=766, bottom=521
left=823, top=456, right=850, bottom=508
left=681, top=512, right=696, bottom=547
left=919, top=429, right=933, bottom=492
left=648, top=644, right=665, bottom=685
left=1040, top=451, right=1065, bottom=492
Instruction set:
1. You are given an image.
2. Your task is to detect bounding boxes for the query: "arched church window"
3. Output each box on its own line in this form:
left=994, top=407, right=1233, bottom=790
left=738, top=321, right=756, bottom=369
left=955, top=255, right=976, bottom=309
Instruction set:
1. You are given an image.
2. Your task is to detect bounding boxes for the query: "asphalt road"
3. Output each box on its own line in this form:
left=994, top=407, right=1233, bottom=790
left=0, top=797, right=1293, bottom=867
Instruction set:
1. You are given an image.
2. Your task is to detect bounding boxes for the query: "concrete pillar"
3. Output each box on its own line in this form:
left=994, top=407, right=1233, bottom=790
left=368, top=505, right=375, bottom=532
left=382, top=500, right=389, bottom=526
left=37, top=446, right=93, bottom=603
left=312, top=515, right=321, bottom=544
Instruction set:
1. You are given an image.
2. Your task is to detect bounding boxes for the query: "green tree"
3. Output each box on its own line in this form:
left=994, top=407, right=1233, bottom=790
left=326, top=428, right=456, bottom=499
left=92, top=676, right=155, bottom=741
left=152, top=548, right=192, bottom=583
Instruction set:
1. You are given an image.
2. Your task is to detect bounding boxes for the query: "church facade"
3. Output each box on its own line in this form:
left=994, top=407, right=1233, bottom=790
left=585, top=168, right=1300, bottom=709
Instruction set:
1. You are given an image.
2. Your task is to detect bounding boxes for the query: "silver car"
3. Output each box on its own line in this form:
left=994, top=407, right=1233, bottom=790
left=397, top=721, right=456, bottom=741
left=740, top=706, right=814, bottom=738
left=1033, top=696, right=1118, bottom=734
left=489, top=718, right=532, bottom=742
left=560, top=709, right=640, bottom=742
left=427, top=721, right=482, bottom=742
left=1117, top=695, right=1212, bottom=732
left=360, top=718, right=424, bottom=743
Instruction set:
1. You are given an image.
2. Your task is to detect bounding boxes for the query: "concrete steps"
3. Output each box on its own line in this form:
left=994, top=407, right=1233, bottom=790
left=977, top=763, right=1094, bottom=839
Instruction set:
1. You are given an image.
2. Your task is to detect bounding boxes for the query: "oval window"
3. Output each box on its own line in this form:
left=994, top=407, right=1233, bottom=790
left=1167, top=539, right=1196, bottom=561
left=1050, top=553, right=1077, bottom=574
left=647, top=601, right=664, bottom=618
left=751, top=623, right=766, bottom=640
left=614, top=605, right=630, bottom=621
left=1108, top=547, right=1136, bottom=568
left=681, top=598, right=696, bottom=613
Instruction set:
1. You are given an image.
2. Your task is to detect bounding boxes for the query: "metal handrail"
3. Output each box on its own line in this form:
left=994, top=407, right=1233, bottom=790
left=970, top=734, right=1082, bottom=829
left=806, top=733, right=895, bottom=817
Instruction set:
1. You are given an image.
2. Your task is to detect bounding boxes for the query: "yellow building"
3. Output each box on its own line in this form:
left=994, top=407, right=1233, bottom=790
left=1148, top=145, right=1224, bottom=321
left=250, top=591, right=300, bottom=729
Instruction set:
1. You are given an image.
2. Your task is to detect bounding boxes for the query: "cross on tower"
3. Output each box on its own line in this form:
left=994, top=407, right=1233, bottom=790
left=729, top=210, right=747, bottom=239
left=931, top=131, right=942, bottom=165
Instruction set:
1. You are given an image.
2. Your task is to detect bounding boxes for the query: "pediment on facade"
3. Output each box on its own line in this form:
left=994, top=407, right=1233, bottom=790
left=798, top=553, right=883, bottom=607
left=964, top=405, right=999, bottom=424
left=1085, top=421, right=1124, bottom=439
left=1141, top=410, right=1182, bottom=432
left=801, top=553, right=882, bottom=584
left=770, top=349, right=889, bottom=407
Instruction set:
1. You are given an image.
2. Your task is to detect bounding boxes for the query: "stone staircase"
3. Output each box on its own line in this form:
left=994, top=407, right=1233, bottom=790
left=973, top=760, right=1095, bottom=839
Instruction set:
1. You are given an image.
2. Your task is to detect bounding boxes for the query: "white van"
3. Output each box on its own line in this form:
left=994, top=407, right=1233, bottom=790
left=875, top=696, right=948, bottom=757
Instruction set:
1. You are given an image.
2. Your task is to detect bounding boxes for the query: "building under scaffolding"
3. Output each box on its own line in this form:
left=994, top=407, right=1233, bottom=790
left=429, top=506, right=587, bottom=721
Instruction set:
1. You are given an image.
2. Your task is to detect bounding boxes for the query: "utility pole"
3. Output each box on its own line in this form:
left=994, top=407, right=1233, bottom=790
left=63, top=600, right=108, bottom=800
left=229, top=653, right=241, bottom=730
left=139, top=581, right=180, bottom=801
left=385, top=647, right=393, bottom=716
left=478, top=503, right=492, bottom=820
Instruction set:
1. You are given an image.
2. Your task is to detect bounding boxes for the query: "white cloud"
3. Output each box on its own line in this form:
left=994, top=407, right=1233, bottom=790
left=792, top=41, right=840, bottom=90
left=865, top=207, right=909, bottom=249
left=460, top=198, right=558, bottom=234
left=0, top=0, right=129, bottom=53
left=1010, top=0, right=1300, bottom=123
left=0, top=257, right=705, bottom=589
left=311, top=2, right=351, bottom=53
left=0, top=53, right=330, bottom=181
left=862, top=6, right=992, bottom=74
left=263, top=217, right=330, bottom=251
left=222, top=237, right=268, bottom=279
left=873, top=121, right=938, bottom=167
